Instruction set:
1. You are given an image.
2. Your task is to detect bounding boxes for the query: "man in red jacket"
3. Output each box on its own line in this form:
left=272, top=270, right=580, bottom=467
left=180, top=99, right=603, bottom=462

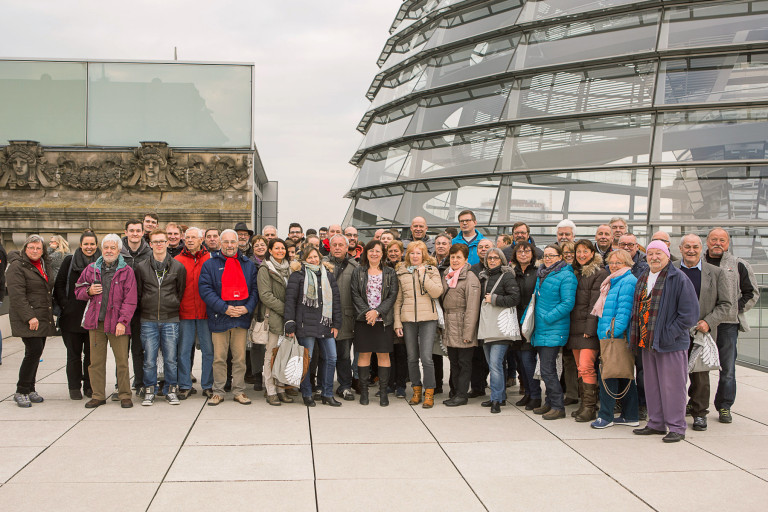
left=175, top=227, right=212, bottom=399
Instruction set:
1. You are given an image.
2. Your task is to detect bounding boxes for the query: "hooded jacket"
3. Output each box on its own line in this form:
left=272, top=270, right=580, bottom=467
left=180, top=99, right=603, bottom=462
left=175, top=247, right=211, bottom=320
left=6, top=251, right=56, bottom=338
left=568, top=254, right=609, bottom=350
left=527, top=264, right=577, bottom=348
left=393, top=263, right=443, bottom=329
left=283, top=261, right=342, bottom=338
left=596, top=270, right=637, bottom=340
left=120, top=237, right=152, bottom=269
left=74, top=255, right=138, bottom=335
left=199, top=250, right=259, bottom=333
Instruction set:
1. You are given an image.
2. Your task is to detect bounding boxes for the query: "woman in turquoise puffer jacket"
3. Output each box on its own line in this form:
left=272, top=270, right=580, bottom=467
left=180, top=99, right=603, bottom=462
left=590, top=249, right=640, bottom=429
left=527, top=244, right=577, bottom=420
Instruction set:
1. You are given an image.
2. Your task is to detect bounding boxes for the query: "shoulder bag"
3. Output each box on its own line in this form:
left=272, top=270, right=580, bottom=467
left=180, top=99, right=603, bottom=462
left=599, top=319, right=635, bottom=399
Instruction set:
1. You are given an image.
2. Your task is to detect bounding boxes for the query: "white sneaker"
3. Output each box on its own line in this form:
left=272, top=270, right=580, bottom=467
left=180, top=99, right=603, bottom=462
left=142, top=386, right=155, bottom=406
left=165, top=387, right=180, bottom=405
left=14, top=393, right=31, bottom=408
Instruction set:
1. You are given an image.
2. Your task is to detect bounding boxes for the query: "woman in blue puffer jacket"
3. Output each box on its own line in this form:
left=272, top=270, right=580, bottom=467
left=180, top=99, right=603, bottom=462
left=589, top=249, right=639, bottom=429
left=528, top=244, right=577, bottom=420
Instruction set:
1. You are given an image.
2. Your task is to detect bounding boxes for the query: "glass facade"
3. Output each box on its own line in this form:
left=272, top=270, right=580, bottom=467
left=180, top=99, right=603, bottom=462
left=349, top=0, right=768, bottom=366
left=0, top=60, right=252, bottom=148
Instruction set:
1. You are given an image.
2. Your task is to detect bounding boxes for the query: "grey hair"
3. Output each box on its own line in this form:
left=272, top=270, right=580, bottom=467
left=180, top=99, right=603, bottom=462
left=680, top=233, right=702, bottom=247
left=484, top=247, right=507, bottom=267
left=329, top=233, right=349, bottom=246
left=23, top=234, right=45, bottom=250
left=220, top=229, right=237, bottom=239
left=101, top=233, right=122, bottom=249
left=185, top=226, right=204, bottom=238
left=609, top=216, right=627, bottom=226
left=556, top=219, right=576, bottom=230
left=262, top=225, right=276, bottom=235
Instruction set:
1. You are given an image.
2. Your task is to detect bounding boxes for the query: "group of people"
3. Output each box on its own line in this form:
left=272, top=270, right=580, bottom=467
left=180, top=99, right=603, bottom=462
left=2, top=212, right=758, bottom=442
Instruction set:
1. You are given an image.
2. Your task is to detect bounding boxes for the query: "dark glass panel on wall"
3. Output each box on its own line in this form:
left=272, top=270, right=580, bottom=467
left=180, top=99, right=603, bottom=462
left=655, top=166, right=768, bottom=222
left=398, top=128, right=506, bottom=181
left=505, top=114, right=653, bottom=171
left=511, top=62, right=655, bottom=119
left=654, top=108, right=768, bottom=163
left=395, top=176, right=501, bottom=224
left=661, top=1, right=768, bottom=50
left=657, top=53, right=768, bottom=105
left=511, top=11, right=659, bottom=71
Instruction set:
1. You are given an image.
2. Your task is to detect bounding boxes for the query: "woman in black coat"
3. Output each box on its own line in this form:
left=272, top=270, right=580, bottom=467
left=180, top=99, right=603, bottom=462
left=284, top=246, right=342, bottom=407
left=53, top=231, right=101, bottom=400
left=7, top=235, right=56, bottom=408
left=477, top=248, right=520, bottom=413
left=509, top=241, right=542, bottom=410
left=567, top=240, right=609, bottom=422
left=351, top=240, right=399, bottom=406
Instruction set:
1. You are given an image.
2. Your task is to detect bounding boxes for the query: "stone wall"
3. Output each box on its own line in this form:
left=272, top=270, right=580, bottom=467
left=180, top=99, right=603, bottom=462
left=0, top=141, right=253, bottom=249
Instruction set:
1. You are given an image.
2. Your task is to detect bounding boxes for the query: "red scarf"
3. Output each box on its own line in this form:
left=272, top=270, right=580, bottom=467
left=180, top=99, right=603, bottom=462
left=221, top=256, right=248, bottom=300
left=31, top=258, right=48, bottom=281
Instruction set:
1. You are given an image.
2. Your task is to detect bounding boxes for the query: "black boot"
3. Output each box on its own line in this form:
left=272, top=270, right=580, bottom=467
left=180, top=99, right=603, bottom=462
left=378, top=366, right=390, bottom=407
left=359, top=366, right=370, bottom=405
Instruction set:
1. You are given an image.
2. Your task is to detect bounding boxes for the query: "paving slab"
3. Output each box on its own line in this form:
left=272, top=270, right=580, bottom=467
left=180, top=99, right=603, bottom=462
left=0, top=482, right=156, bottom=512
left=313, top=443, right=457, bottom=480
left=149, top=481, right=316, bottom=511
left=185, top=417, right=310, bottom=446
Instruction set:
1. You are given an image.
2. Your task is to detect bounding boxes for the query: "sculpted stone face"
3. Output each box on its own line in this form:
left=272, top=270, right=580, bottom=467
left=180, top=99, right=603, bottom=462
left=12, top=157, right=29, bottom=177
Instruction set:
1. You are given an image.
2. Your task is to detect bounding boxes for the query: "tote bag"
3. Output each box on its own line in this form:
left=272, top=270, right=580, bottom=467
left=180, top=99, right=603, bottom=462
left=521, top=291, right=536, bottom=341
left=271, top=335, right=309, bottom=387
left=478, top=277, right=521, bottom=341
left=599, top=319, right=635, bottom=396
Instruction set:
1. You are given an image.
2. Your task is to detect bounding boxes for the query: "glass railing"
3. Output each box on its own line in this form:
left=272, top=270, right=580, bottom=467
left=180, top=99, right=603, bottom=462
left=737, top=273, right=768, bottom=369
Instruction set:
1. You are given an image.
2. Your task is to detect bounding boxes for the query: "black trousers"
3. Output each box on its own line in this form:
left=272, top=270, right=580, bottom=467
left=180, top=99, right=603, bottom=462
left=129, top=315, right=143, bottom=387
left=389, top=344, right=408, bottom=390
left=433, top=354, right=444, bottom=389
left=17, top=337, right=46, bottom=394
left=470, top=345, right=489, bottom=392
left=62, top=330, right=91, bottom=391
left=448, top=347, right=473, bottom=399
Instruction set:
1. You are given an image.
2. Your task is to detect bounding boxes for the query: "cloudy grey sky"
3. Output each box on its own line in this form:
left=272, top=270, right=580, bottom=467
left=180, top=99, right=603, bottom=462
left=0, top=0, right=401, bottom=234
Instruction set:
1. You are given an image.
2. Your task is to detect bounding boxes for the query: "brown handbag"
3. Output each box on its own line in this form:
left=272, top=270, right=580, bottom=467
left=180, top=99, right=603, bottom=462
left=599, top=319, right=635, bottom=398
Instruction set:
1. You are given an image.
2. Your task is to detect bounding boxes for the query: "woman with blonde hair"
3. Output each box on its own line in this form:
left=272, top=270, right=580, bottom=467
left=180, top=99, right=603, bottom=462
left=394, top=240, right=443, bottom=408
left=47, top=235, right=71, bottom=282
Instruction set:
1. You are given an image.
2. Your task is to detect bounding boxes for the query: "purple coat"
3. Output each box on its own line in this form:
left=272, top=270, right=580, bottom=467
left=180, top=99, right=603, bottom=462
left=74, top=255, right=138, bottom=335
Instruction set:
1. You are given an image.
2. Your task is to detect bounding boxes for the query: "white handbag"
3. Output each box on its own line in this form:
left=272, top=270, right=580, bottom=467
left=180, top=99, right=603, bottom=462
left=248, top=310, right=269, bottom=347
left=521, top=290, right=537, bottom=341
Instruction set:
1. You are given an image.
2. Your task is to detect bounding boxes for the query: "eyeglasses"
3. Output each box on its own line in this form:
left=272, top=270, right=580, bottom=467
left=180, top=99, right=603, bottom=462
left=513, top=231, right=528, bottom=236
left=150, top=240, right=168, bottom=245
left=618, top=242, right=636, bottom=248
left=289, top=230, right=301, bottom=235
left=458, top=218, right=473, bottom=224
left=562, top=251, right=575, bottom=256
left=486, top=256, right=501, bottom=261
left=542, top=254, right=560, bottom=260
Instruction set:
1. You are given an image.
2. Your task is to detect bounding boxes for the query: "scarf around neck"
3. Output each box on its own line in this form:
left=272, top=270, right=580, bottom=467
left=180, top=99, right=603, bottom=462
left=632, top=264, right=669, bottom=349
left=537, top=259, right=566, bottom=281
left=303, top=263, right=333, bottom=327
left=445, top=265, right=464, bottom=288
left=266, top=256, right=290, bottom=283
left=222, top=255, right=249, bottom=301
left=71, top=247, right=101, bottom=274
left=591, top=266, right=631, bottom=318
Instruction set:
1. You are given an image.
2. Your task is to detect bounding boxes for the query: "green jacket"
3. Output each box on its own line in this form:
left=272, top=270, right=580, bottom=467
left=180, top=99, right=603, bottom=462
left=257, top=261, right=289, bottom=335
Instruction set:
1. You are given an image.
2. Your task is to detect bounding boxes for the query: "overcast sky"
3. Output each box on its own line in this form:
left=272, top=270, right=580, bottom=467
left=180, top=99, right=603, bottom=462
left=0, top=0, right=402, bottom=234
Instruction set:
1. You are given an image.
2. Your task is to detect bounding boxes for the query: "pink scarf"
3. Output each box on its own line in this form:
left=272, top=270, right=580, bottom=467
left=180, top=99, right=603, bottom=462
left=445, top=265, right=463, bottom=288
left=591, top=266, right=631, bottom=318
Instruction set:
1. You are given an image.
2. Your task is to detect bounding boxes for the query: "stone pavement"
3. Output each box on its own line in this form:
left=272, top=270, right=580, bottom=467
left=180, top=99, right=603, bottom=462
left=1, top=334, right=768, bottom=512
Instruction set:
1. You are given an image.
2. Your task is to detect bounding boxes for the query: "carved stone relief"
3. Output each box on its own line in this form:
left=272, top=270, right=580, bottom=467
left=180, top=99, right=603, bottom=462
left=0, top=140, right=252, bottom=192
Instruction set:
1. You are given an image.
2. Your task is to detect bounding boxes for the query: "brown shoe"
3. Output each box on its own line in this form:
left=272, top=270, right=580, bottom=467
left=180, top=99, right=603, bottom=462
left=543, top=408, right=566, bottom=420
left=207, top=394, right=223, bottom=406
left=121, top=399, right=133, bottom=409
left=266, top=394, right=281, bottom=406
left=409, top=386, right=423, bottom=405
left=277, top=392, right=294, bottom=403
left=84, top=399, right=106, bottom=409
left=285, top=387, right=299, bottom=397
left=422, top=388, right=435, bottom=409
left=533, top=404, right=551, bottom=415
left=233, top=393, right=252, bottom=405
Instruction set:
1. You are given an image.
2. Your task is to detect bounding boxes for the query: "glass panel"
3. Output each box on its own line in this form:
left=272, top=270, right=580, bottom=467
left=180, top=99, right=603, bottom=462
left=380, top=24, right=438, bottom=72
left=656, top=53, right=768, bottom=105
left=504, top=114, right=653, bottom=171
left=398, top=128, right=506, bottom=181
left=493, top=169, right=649, bottom=224
left=654, top=108, right=768, bottom=163
left=349, top=192, right=404, bottom=227
left=403, top=81, right=511, bottom=136
left=510, top=62, right=655, bottom=119
left=518, top=0, right=642, bottom=23
left=422, top=0, right=523, bottom=52
left=511, top=11, right=659, bottom=71
left=0, top=61, right=86, bottom=145
left=426, top=34, right=520, bottom=89
left=655, top=166, right=768, bottom=222
left=370, top=62, right=429, bottom=110
left=88, top=63, right=251, bottom=147
left=395, top=176, right=501, bottom=224
left=356, top=145, right=411, bottom=188
left=359, top=103, right=418, bottom=150
left=661, top=1, right=768, bottom=50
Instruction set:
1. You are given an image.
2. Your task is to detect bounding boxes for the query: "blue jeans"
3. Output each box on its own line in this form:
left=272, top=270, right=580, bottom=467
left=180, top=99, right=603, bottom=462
left=715, top=322, right=739, bottom=410
left=519, top=349, right=541, bottom=400
left=483, top=343, right=508, bottom=402
left=298, top=337, right=337, bottom=398
left=141, top=321, right=179, bottom=392
left=320, top=338, right=352, bottom=392
left=179, top=319, right=213, bottom=391
left=597, top=368, right=639, bottom=422
left=537, top=346, right=563, bottom=410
